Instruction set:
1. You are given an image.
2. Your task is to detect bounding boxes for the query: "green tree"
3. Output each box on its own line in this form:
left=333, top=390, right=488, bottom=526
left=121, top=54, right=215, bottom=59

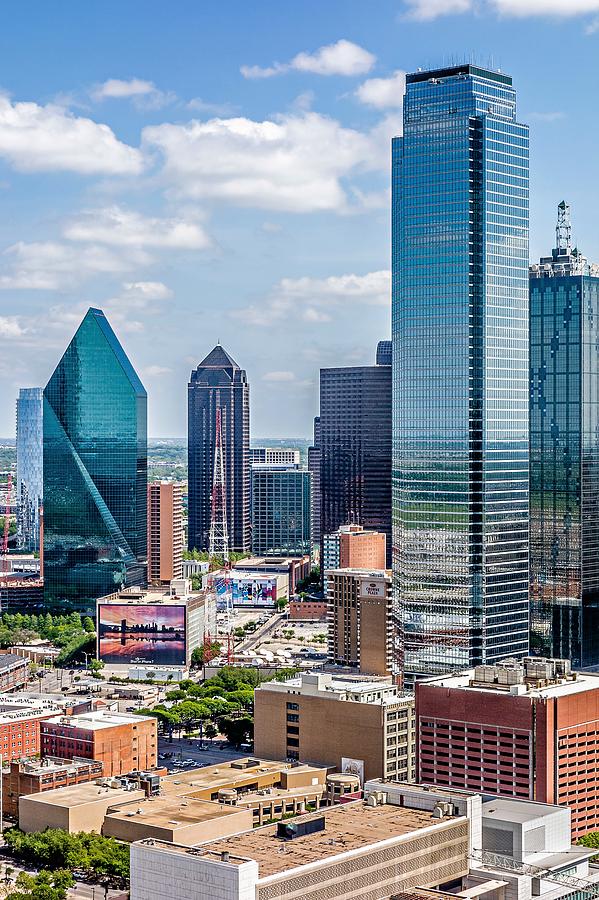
left=6, top=869, right=74, bottom=900
left=218, top=715, right=253, bottom=747
left=82, top=617, right=95, bottom=633
left=89, top=659, right=105, bottom=677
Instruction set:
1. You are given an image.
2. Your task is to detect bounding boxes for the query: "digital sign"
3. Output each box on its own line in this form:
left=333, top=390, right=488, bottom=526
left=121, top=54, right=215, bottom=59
left=98, top=604, right=186, bottom=666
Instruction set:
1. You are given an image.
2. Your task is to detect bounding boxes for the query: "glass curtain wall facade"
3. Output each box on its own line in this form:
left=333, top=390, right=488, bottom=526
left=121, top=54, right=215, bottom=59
left=43, top=308, right=147, bottom=612
left=530, top=208, right=599, bottom=667
left=16, top=387, right=43, bottom=552
left=393, top=65, right=530, bottom=681
left=187, top=345, right=250, bottom=554
left=251, top=467, right=312, bottom=556
left=320, top=348, right=392, bottom=568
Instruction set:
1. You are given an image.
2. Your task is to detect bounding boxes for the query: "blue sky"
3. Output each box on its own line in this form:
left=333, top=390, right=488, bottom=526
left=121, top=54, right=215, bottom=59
left=1, top=0, right=599, bottom=438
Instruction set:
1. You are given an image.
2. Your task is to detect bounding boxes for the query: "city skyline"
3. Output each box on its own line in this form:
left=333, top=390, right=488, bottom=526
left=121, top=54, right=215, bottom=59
left=1, top=2, right=599, bottom=438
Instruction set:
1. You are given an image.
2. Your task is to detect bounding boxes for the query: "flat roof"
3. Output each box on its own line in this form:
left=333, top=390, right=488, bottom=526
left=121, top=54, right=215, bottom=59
left=482, top=797, right=564, bottom=825
left=423, top=670, right=599, bottom=699
left=43, top=711, right=155, bottom=731
left=406, top=64, right=512, bottom=87
left=205, top=801, right=446, bottom=878
left=21, top=782, right=145, bottom=808
left=161, top=759, right=314, bottom=796
left=97, top=588, right=204, bottom=606
left=105, top=796, right=244, bottom=829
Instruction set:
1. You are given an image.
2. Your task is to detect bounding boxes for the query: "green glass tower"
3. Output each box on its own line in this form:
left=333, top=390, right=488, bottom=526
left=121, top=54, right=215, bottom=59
left=43, top=308, right=147, bottom=612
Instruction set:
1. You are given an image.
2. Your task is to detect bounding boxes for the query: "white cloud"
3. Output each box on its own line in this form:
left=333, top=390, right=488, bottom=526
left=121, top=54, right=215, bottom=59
left=403, top=0, right=472, bottom=19
left=121, top=281, right=173, bottom=301
left=355, top=70, right=406, bottom=109
left=0, top=95, right=143, bottom=175
left=233, top=270, right=390, bottom=327
left=92, top=78, right=156, bottom=100
left=143, top=364, right=172, bottom=376
left=64, top=206, right=211, bottom=250
left=241, top=39, right=375, bottom=79
left=0, top=316, right=25, bottom=338
left=143, top=112, right=385, bottom=213
left=0, top=241, right=149, bottom=290
left=404, top=0, right=599, bottom=16
left=493, top=0, right=599, bottom=14
left=262, top=370, right=297, bottom=382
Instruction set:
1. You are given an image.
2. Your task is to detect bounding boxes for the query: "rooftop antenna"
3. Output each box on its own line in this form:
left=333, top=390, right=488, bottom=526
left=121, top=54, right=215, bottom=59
left=208, top=405, right=230, bottom=564
left=556, top=201, right=572, bottom=254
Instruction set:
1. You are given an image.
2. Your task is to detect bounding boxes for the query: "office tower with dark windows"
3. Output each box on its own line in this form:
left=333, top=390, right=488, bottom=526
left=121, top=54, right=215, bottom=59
left=320, top=342, right=392, bottom=568
left=43, top=308, right=147, bottom=612
left=308, top=417, right=321, bottom=548
left=393, top=65, right=530, bottom=682
left=530, top=202, right=599, bottom=668
left=251, top=466, right=311, bottom=557
left=16, top=388, right=43, bottom=552
left=188, top=345, right=250, bottom=554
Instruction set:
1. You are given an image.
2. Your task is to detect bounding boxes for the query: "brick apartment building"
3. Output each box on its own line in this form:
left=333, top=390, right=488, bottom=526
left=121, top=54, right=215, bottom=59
left=147, top=481, right=184, bottom=584
left=327, top=569, right=393, bottom=676
left=40, top=711, right=157, bottom=776
left=2, top=756, right=103, bottom=818
left=416, top=657, right=599, bottom=838
left=254, top=672, right=415, bottom=782
left=0, top=654, right=29, bottom=692
left=0, top=700, right=60, bottom=762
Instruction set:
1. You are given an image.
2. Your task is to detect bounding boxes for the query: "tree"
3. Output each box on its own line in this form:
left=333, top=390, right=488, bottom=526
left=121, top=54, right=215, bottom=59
left=275, top=597, right=288, bottom=611
left=218, top=715, right=253, bottom=747
left=6, top=869, right=74, bottom=900
left=89, top=659, right=105, bottom=677
left=82, top=617, right=95, bottom=633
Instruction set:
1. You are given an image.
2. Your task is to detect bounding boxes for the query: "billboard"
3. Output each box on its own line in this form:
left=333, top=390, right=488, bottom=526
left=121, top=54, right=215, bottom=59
left=359, top=579, right=386, bottom=599
left=232, top=575, right=277, bottom=607
left=98, top=604, right=186, bottom=666
left=341, top=757, right=365, bottom=786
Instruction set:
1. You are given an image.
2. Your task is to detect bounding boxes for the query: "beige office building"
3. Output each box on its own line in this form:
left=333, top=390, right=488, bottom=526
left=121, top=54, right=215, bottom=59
left=147, top=481, right=184, bottom=584
left=328, top=568, right=393, bottom=676
left=254, top=672, right=415, bottom=782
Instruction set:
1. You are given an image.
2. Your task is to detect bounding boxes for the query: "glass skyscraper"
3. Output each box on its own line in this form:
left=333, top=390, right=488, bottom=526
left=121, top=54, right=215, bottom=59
left=530, top=202, right=599, bottom=667
left=16, top=387, right=43, bottom=552
left=188, top=345, right=250, bottom=554
left=251, top=466, right=311, bottom=557
left=43, top=308, right=147, bottom=612
left=393, top=65, right=530, bottom=681
left=320, top=341, right=392, bottom=568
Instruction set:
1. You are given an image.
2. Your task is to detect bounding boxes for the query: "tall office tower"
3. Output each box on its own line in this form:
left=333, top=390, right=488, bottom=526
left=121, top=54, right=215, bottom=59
left=15, top=388, right=43, bottom=552
left=376, top=340, right=392, bottom=367
left=188, top=345, right=250, bottom=554
left=320, top=343, right=391, bottom=568
left=43, top=308, right=147, bottom=612
left=147, top=481, right=184, bottom=584
left=530, top=202, right=599, bottom=667
left=308, top=416, right=321, bottom=549
left=250, top=447, right=301, bottom=467
left=328, top=568, right=393, bottom=676
left=251, top=466, right=311, bottom=557
left=393, top=65, right=530, bottom=682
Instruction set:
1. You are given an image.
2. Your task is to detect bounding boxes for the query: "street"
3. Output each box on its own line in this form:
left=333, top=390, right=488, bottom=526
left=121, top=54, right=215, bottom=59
left=157, top=735, right=249, bottom=770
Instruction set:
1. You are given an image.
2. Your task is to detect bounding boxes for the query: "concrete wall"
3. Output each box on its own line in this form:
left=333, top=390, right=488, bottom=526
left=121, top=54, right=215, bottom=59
left=18, top=788, right=145, bottom=834
left=104, top=806, right=253, bottom=846
left=130, top=842, right=259, bottom=900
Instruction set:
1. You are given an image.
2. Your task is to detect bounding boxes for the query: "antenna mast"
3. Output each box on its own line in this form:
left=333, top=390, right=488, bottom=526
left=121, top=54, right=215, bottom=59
left=208, top=406, right=229, bottom=563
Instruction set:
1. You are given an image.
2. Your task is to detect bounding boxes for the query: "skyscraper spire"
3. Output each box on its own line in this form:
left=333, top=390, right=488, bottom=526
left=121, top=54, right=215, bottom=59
left=556, top=200, right=572, bottom=254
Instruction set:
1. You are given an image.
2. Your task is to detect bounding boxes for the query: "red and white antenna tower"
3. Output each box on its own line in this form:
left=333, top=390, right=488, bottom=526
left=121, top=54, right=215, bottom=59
left=208, top=406, right=230, bottom=564
left=1, top=472, right=12, bottom=572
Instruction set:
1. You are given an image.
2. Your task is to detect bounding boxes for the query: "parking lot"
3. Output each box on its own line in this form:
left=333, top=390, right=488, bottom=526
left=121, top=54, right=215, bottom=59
left=157, top=736, right=249, bottom=771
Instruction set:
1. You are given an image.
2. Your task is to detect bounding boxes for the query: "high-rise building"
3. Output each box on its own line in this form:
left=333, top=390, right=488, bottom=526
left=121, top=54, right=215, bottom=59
left=415, top=657, right=599, bottom=839
left=187, top=345, right=250, bottom=554
left=251, top=467, right=311, bottom=557
left=530, top=202, right=599, bottom=668
left=43, top=308, right=147, bottom=612
left=147, top=481, right=183, bottom=584
left=319, top=342, right=391, bottom=567
left=393, top=65, right=530, bottom=682
left=322, top=524, right=387, bottom=580
left=16, top=388, right=43, bottom=552
left=328, top=568, right=393, bottom=676
left=308, top=416, right=321, bottom=548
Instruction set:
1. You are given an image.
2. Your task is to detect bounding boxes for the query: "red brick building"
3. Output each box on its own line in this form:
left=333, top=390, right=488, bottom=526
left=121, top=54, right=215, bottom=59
left=2, top=756, right=103, bottom=818
left=0, top=700, right=60, bottom=762
left=40, top=711, right=157, bottom=776
left=416, top=657, right=599, bottom=838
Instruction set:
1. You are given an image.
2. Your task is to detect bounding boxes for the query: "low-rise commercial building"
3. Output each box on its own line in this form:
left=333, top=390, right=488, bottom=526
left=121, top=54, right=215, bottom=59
left=96, top=581, right=216, bottom=673
left=104, top=796, right=253, bottom=846
left=2, top=756, right=103, bottom=818
left=289, top=599, right=328, bottom=621
left=416, top=656, right=599, bottom=838
left=233, top=556, right=310, bottom=595
left=19, top=780, right=146, bottom=834
left=40, top=710, right=157, bottom=776
left=328, top=569, right=393, bottom=676
left=0, top=697, right=62, bottom=762
left=0, top=653, right=30, bottom=692
left=254, top=672, right=415, bottom=782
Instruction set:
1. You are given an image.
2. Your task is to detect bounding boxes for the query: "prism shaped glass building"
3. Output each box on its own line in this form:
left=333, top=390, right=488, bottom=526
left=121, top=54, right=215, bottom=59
left=43, top=308, right=147, bottom=612
left=393, top=65, right=530, bottom=681
left=530, top=203, right=599, bottom=667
